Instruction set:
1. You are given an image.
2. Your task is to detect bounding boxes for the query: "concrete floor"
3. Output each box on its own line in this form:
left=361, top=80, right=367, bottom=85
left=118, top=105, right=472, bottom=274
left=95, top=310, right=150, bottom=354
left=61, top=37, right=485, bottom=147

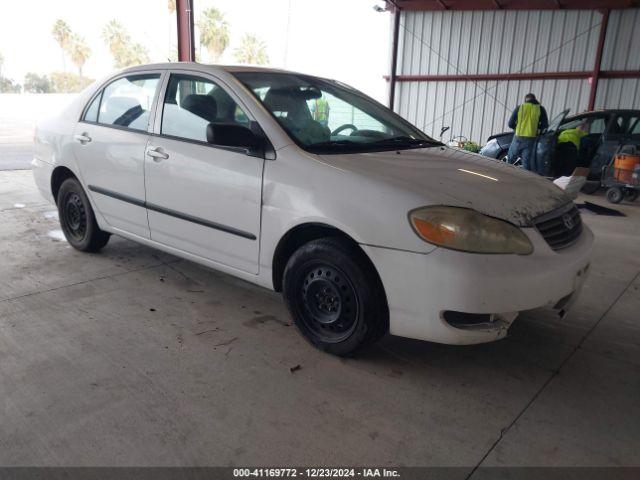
left=1, top=170, right=639, bottom=470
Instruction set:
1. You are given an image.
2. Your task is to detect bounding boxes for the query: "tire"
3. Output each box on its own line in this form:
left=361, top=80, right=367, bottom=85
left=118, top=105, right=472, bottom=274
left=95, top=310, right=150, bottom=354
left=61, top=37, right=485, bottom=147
left=57, top=178, right=111, bottom=252
left=282, top=237, right=388, bottom=356
left=581, top=181, right=600, bottom=195
left=625, top=189, right=638, bottom=202
left=606, top=187, right=623, bottom=204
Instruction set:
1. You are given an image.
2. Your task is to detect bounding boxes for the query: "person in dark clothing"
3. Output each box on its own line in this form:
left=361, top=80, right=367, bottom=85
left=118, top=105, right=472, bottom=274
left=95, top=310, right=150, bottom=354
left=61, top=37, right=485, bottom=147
left=506, top=93, right=549, bottom=173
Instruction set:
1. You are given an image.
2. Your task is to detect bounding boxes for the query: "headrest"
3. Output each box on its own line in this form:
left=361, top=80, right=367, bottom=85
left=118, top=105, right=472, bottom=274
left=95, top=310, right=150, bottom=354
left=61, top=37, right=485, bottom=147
left=182, top=94, right=218, bottom=123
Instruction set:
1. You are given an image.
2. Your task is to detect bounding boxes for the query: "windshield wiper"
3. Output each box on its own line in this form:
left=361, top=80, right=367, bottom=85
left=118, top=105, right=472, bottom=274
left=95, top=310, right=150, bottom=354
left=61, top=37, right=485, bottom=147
left=306, top=139, right=361, bottom=150
left=369, top=136, right=442, bottom=147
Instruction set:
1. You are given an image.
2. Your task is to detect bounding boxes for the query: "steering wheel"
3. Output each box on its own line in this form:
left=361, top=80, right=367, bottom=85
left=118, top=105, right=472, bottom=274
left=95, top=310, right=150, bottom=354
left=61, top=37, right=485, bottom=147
left=331, top=124, right=358, bottom=136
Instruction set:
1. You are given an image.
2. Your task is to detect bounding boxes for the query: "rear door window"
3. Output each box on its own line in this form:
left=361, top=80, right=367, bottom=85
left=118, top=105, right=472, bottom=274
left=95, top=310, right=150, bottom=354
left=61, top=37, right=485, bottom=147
left=90, top=74, right=160, bottom=131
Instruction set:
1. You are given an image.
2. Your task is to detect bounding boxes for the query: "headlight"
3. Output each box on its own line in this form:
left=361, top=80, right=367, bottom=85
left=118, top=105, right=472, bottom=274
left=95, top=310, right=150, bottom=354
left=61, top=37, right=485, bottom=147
left=408, top=206, right=533, bottom=255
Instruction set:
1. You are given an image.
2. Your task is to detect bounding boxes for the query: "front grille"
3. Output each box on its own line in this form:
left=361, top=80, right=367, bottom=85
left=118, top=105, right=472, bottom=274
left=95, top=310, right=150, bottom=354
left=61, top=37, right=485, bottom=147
left=534, top=203, right=583, bottom=251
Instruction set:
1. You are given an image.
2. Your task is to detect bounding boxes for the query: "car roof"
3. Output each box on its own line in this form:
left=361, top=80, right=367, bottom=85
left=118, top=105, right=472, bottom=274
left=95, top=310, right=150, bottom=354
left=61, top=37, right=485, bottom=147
left=119, top=62, right=305, bottom=76
left=566, top=109, right=640, bottom=120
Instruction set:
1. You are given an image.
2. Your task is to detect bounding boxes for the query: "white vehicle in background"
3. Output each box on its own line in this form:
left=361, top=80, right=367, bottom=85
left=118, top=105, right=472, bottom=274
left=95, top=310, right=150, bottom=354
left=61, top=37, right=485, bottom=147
left=33, top=63, right=593, bottom=356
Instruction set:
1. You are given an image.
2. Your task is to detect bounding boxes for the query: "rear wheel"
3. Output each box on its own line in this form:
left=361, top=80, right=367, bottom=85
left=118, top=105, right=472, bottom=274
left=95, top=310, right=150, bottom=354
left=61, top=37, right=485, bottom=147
left=282, top=237, right=388, bottom=356
left=57, top=178, right=110, bottom=252
left=606, top=187, right=623, bottom=204
left=625, top=189, right=638, bottom=202
left=581, top=181, right=600, bottom=195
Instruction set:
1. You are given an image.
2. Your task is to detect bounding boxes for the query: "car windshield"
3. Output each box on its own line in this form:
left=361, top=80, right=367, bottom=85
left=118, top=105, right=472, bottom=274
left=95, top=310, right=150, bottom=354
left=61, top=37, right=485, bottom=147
left=233, top=72, right=440, bottom=154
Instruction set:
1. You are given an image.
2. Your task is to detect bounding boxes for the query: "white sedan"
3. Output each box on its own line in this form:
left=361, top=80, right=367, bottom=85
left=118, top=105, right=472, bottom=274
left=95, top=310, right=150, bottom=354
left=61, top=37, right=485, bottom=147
left=33, top=63, right=593, bottom=355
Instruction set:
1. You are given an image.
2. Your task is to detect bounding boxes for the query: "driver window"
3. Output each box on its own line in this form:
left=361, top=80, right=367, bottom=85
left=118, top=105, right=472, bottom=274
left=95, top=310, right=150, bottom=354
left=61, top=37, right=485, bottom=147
left=161, top=74, right=250, bottom=143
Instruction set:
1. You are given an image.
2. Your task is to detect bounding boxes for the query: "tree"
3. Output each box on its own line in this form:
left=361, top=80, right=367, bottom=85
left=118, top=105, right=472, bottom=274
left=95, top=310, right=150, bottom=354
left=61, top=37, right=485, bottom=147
left=50, top=72, right=93, bottom=93
left=0, top=78, right=21, bottom=93
left=102, top=19, right=149, bottom=68
left=52, top=19, right=72, bottom=71
left=233, top=34, right=269, bottom=65
left=69, top=34, right=91, bottom=77
left=197, top=7, right=229, bottom=62
left=24, top=73, right=51, bottom=93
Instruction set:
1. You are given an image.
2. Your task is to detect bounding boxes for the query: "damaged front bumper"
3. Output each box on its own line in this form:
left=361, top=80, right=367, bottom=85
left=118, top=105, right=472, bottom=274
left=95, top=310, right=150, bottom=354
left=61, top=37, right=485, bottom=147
left=361, top=224, right=594, bottom=345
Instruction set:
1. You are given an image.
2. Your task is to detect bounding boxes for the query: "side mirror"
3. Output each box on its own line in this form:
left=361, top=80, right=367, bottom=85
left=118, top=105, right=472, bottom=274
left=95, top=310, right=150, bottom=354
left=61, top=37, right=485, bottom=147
left=206, top=123, right=262, bottom=151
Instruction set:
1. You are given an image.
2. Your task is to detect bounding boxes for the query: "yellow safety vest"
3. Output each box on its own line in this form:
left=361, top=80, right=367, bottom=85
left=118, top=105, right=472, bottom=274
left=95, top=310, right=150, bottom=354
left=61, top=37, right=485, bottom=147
left=557, top=128, right=588, bottom=149
left=515, top=103, right=541, bottom=138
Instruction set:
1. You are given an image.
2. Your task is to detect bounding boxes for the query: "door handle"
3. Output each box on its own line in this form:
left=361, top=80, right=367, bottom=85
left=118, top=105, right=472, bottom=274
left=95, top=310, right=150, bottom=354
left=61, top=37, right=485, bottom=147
left=146, top=146, right=169, bottom=161
left=74, top=133, right=92, bottom=144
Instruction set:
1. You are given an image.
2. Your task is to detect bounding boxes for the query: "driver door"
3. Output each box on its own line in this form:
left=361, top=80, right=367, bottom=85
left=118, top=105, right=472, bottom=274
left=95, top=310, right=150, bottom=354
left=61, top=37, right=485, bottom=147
left=533, top=109, right=570, bottom=176
left=145, top=72, right=264, bottom=274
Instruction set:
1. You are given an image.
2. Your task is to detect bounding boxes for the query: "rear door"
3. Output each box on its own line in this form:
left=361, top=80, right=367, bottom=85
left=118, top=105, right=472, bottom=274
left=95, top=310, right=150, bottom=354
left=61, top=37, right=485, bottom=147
left=73, top=72, right=163, bottom=238
left=533, top=109, right=569, bottom=175
left=144, top=71, right=264, bottom=274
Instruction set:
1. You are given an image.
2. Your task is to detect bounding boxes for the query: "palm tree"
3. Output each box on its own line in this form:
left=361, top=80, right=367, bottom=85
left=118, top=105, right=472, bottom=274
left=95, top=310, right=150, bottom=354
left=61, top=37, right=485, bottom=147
left=102, top=19, right=149, bottom=68
left=69, top=35, right=91, bottom=77
left=233, top=34, right=269, bottom=65
left=52, top=19, right=72, bottom=71
left=197, top=7, right=229, bottom=62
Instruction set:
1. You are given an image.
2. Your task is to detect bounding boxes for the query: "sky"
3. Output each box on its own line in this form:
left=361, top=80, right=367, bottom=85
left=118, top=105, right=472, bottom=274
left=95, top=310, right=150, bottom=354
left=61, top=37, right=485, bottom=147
left=0, top=0, right=392, bottom=102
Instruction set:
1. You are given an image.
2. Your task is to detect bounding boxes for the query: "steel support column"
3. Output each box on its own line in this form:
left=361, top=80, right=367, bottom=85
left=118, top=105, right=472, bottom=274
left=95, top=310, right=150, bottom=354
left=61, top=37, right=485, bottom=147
left=177, top=0, right=195, bottom=62
left=388, top=5, right=401, bottom=110
left=588, top=8, right=610, bottom=110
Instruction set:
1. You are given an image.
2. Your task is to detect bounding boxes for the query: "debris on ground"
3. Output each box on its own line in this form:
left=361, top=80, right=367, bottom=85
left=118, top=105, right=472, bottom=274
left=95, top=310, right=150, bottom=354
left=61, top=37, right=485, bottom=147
left=290, top=364, right=302, bottom=373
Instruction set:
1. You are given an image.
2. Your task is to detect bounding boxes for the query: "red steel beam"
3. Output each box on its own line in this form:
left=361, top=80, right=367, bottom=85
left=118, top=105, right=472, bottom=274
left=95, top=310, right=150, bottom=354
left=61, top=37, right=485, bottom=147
left=588, top=9, right=610, bottom=110
left=600, top=70, right=640, bottom=78
left=393, top=0, right=636, bottom=10
left=176, top=0, right=195, bottom=62
left=388, top=5, right=402, bottom=110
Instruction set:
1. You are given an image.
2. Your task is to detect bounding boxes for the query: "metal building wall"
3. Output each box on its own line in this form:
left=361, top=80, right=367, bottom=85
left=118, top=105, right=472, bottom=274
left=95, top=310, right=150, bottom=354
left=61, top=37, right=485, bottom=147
left=595, top=9, right=640, bottom=108
left=394, top=8, right=639, bottom=144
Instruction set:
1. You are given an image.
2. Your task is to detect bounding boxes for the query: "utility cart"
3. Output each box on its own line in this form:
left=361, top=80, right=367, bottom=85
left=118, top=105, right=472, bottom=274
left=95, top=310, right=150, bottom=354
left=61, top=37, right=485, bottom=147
left=601, top=157, right=640, bottom=204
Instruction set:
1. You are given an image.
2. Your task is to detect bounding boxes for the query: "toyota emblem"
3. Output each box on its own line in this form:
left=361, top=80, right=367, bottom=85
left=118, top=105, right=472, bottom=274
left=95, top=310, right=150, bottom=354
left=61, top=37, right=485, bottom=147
left=562, top=213, right=574, bottom=230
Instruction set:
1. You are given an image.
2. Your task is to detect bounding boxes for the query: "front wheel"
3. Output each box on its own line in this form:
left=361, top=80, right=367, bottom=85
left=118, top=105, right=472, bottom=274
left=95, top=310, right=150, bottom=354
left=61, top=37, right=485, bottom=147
left=57, top=178, right=111, bottom=252
left=282, top=237, right=388, bottom=356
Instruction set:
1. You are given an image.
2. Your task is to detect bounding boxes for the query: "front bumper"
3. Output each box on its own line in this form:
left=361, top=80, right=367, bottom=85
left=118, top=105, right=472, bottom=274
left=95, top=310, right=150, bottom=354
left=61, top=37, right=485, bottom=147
left=361, top=225, right=594, bottom=345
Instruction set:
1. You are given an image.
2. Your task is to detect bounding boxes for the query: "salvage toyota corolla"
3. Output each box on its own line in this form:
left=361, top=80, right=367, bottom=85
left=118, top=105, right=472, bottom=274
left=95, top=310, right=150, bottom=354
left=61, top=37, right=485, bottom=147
left=32, top=63, right=594, bottom=355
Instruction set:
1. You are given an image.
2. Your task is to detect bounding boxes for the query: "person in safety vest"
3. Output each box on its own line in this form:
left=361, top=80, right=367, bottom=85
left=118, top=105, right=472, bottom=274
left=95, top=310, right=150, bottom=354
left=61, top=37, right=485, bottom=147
left=311, top=95, right=330, bottom=127
left=554, top=121, right=589, bottom=176
left=506, top=93, right=549, bottom=171
left=558, top=122, right=589, bottom=150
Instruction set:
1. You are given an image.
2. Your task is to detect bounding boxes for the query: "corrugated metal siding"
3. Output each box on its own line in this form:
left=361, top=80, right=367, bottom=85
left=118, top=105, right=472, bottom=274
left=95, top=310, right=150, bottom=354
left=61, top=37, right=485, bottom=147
left=397, top=10, right=601, bottom=76
left=394, top=8, right=640, bottom=144
left=397, top=78, right=590, bottom=143
left=595, top=9, right=640, bottom=109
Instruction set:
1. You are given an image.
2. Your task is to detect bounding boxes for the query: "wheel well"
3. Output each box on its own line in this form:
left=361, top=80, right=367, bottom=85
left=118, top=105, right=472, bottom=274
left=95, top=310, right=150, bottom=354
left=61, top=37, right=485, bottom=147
left=51, top=166, right=77, bottom=204
left=272, top=223, right=366, bottom=292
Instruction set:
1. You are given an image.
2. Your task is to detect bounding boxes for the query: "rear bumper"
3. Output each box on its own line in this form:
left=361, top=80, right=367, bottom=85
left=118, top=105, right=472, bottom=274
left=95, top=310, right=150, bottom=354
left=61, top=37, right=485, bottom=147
left=361, top=225, right=594, bottom=345
left=31, top=157, right=55, bottom=204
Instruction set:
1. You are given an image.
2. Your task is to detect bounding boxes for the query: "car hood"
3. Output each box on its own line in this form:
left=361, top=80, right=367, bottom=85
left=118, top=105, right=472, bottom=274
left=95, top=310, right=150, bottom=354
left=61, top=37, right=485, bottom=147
left=317, top=146, right=569, bottom=227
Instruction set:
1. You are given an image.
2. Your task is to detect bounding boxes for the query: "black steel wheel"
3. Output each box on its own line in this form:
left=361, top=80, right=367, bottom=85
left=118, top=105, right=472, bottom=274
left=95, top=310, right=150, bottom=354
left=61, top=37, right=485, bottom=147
left=283, top=237, right=388, bottom=356
left=606, top=187, right=623, bottom=204
left=625, top=189, right=639, bottom=202
left=61, top=191, right=87, bottom=242
left=57, top=177, right=111, bottom=252
left=300, top=264, right=359, bottom=343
